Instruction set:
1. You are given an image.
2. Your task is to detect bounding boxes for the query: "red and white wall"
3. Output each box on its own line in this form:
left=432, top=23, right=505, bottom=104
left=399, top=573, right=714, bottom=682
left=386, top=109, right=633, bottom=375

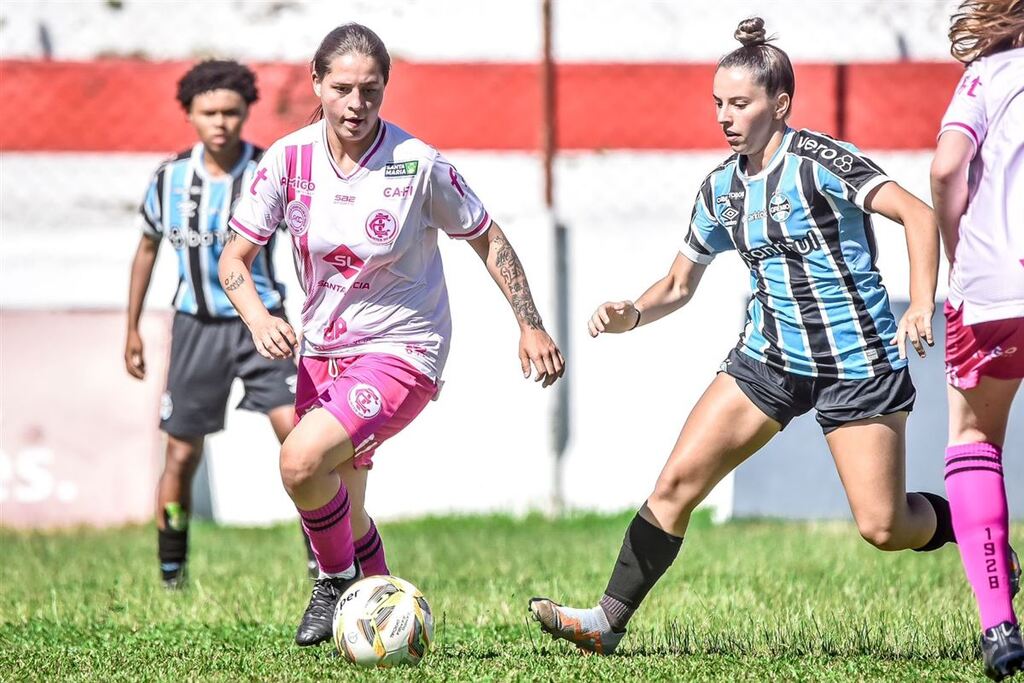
left=1, top=0, right=963, bottom=527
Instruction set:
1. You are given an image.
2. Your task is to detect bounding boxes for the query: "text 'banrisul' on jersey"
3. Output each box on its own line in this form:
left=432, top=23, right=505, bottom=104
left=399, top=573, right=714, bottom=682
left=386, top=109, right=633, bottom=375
left=680, top=128, right=906, bottom=380
left=137, top=142, right=286, bottom=318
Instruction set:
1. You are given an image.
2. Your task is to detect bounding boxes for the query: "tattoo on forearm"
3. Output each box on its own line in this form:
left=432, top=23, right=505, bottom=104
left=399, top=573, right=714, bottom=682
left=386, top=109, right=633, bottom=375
left=492, top=233, right=544, bottom=329
left=223, top=271, right=245, bottom=291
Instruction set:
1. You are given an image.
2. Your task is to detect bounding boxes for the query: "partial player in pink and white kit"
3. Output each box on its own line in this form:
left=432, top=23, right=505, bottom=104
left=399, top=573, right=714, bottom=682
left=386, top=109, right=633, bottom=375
left=930, top=1, right=1024, bottom=679
left=218, top=23, right=564, bottom=647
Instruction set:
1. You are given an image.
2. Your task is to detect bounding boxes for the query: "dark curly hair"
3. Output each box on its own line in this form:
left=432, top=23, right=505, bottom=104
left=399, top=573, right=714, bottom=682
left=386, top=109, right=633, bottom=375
left=176, top=59, right=259, bottom=111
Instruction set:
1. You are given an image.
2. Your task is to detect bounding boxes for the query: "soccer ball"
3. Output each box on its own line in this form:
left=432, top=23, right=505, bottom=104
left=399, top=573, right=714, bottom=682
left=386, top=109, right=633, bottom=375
left=332, top=575, right=434, bottom=667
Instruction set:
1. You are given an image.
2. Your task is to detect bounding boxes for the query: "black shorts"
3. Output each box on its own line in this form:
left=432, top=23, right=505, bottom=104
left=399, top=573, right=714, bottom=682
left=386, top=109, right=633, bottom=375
left=720, top=348, right=916, bottom=434
left=160, top=311, right=297, bottom=437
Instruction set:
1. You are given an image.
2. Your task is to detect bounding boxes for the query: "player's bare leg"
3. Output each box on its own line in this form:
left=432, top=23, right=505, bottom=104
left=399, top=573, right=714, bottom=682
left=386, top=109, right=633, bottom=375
left=827, top=412, right=946, bottom=552
left=281, top=408, right=363, bottom=646
left=156, top=433, right=204, bottom=588
left=531, top=374, right=779, bottom=654
left=267, top=404, right=318, bottom=576
left=948, top=378, right=1024, bottom=681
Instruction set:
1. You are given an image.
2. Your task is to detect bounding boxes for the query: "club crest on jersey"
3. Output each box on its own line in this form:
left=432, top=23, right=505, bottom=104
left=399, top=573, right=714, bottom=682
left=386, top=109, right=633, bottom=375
left=348, top=383, right=383, bottom=419
left=365, top=209, right=398, bottom=244
left=768, top=193, right=792, bottom=222
left=384, top=160, right=419, bottom=178
left=286, top=200, right=310, bottom=236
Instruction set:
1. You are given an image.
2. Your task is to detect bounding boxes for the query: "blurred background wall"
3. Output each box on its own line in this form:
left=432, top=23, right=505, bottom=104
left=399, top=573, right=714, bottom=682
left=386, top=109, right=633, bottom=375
left=4, top=0, right=1021, bottom=528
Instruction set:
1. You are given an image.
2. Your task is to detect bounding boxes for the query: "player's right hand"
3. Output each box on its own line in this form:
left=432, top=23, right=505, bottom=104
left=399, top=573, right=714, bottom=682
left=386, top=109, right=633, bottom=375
left=124, top=330, right=146, bottom=380
left=588, top=301, right=640, bottom=337
left=248, top=314, right=298, bottom=359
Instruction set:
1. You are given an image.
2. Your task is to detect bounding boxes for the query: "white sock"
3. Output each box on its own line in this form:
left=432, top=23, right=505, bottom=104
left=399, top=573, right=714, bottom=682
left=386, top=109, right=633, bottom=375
left=319, top=562, right=357, bottom=580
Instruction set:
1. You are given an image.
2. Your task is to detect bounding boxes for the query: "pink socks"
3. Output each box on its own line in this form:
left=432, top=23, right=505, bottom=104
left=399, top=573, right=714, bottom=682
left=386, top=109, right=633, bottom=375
left=298, top=483, right=354, bottom=575
left=945, top=442, right=1017, bottom=629
left=355, top=518, right=390, bottom=576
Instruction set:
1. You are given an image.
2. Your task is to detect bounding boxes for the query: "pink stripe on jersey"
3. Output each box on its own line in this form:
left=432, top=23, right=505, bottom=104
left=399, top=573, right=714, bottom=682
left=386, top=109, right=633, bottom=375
left=942, top=121, right=980, bottom=149
left=294, top=142, right=318, bottom=326
left=229, top=217, right=269, bottom=244
left=453, top=211, right=491, bottom=239
left=285, top=144, right=297, bottom=204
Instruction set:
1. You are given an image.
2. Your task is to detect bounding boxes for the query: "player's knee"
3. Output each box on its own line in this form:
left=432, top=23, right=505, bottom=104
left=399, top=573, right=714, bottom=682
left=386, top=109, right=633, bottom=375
left=650, top=469, right=705, bottom=516
left=857, top=519, right=900, bottom=551
left=164, top=438, right=202, bottom=474
left=279, top=439, right=321, bottom=496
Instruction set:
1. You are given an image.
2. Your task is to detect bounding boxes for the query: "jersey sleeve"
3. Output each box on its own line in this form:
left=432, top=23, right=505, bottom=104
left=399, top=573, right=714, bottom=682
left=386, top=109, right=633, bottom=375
left=135, top=165, right=163, bottom=240
left=939, top=63, right=987, bottom=157
left=229, top=142, right=286, bottom=246
left=426, top=153, right=491, bottom=240
left=812, top=138, right=892, bottom=212
left=679, top=178, right=734, bottom=264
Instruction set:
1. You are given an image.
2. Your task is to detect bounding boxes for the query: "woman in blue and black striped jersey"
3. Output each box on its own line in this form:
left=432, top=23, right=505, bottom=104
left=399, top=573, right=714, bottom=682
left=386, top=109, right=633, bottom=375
left=527, top=16, right=1000, bottom=656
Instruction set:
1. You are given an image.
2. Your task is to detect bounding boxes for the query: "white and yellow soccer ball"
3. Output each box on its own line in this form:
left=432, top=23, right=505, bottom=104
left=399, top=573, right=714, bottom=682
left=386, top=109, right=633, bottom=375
left=332, top=575, right=434, bottom=667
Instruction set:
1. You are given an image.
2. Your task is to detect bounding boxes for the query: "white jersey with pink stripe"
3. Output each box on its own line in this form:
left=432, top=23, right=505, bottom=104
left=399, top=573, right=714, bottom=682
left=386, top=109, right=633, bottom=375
left=230, top=119, right=491, bottom=380
left=939, top=48, right=1024, bottom=325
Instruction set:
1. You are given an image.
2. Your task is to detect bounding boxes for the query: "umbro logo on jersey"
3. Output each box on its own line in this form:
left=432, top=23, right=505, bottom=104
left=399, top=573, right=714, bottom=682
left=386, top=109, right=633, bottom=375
left=721, top=207, right=740, bottom=222
left=384, top=161, right=419, bottom=177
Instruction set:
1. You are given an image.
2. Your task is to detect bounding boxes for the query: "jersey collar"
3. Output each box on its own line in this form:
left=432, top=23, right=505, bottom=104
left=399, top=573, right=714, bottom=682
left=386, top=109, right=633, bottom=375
left=738, top=127, right=794, bottom=182
left=321, top=118, right=388, bottom=183
left=190, top=141, right=254, bottom=182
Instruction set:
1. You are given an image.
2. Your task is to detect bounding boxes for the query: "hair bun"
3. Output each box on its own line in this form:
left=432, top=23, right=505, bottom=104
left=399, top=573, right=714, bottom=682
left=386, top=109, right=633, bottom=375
left=735, top=17, right=767, bottom=47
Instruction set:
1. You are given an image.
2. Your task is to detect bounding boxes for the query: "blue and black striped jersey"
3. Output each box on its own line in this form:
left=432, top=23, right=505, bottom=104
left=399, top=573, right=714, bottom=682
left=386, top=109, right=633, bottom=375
left=680, top=127, right=904, bottom=380
left=137, top=141, right=285, bottom=318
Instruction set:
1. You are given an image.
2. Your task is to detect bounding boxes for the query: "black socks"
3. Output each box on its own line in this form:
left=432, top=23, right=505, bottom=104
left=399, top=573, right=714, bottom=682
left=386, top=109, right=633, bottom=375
left=914, top=491, right=956, bottom=552
left=600, top=512, right=683, bottom=631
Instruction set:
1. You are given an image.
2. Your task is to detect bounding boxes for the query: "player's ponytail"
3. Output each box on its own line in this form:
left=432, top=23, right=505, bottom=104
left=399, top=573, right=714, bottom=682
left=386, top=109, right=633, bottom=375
left=718, top=17, right=795, bottom=118
left=309, top=23, right=392, bottom=123
left=949, top=0, right=1024, bottom=64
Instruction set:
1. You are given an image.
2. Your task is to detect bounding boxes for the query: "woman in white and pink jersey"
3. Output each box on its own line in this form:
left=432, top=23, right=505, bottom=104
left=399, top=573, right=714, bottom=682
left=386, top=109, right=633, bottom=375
left=219, top=23, right=565, bottom=647
left=930, top=1, right=1024, bottom=678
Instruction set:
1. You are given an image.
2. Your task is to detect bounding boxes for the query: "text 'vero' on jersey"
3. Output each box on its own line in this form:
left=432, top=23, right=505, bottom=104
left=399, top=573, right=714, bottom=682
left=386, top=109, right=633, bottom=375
left=680, top=127, right=905, bottom=380
left=137, top=142, right=286, bottom=318
left=940, top=47, right=1024, bottom=325
left=229, top=120, right=491, bottom=381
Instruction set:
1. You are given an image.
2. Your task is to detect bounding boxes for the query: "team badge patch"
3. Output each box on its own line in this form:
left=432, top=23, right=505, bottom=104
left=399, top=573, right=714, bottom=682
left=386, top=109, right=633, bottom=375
left=348, top=384, right=383, bottom=419
left=286, top=200, right=310, bottom=236
left=768, top=193, right=792, bottom=222
left=384, top=161, right=419, bottom=178
left=160, top=392, right=174, bottom=420
left=365, top=209, right=398, bottom=244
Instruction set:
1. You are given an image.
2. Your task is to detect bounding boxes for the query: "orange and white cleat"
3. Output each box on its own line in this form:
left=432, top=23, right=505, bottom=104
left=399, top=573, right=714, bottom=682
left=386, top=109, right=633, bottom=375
left=528, top=597, right=625, bottom=655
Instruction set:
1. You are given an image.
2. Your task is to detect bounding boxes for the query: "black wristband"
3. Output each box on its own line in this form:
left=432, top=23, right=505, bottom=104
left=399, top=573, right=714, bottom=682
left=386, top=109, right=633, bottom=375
left=629, top=307, right=642, bottom=330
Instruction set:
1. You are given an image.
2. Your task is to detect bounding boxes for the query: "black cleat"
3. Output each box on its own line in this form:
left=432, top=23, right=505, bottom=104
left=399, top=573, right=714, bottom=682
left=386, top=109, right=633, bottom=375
left=982, top=621, right=1024, bottom=681
left=294, top=564, right=361, bottom=647
left=161, top=562, right=188, bottom=590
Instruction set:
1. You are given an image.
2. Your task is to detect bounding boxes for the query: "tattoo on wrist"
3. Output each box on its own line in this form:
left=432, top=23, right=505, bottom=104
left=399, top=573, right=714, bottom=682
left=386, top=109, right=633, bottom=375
left=493, top=233, right=543, bottom=329
left=223, top=271, right=245, bottom=291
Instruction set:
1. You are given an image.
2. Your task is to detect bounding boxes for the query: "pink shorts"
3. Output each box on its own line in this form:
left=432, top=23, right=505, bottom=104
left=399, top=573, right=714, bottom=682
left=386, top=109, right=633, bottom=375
left=294, top=353, right=437, bottom=469
left=945, top=300, right=1024, bottom=390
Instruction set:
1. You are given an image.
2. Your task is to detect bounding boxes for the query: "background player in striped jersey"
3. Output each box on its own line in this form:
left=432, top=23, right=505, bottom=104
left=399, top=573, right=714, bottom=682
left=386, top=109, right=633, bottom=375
left=125, top=60, right=312, bottom=588
left=931, top=1, right=1024, bottom=678
left=219, top=24, right=565, bottom=646
left=529, top=17, right=999, bottom=655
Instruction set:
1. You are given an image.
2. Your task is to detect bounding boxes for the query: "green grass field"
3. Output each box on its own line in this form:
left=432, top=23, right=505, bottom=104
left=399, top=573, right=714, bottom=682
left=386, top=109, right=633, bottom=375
left=0, top=511, right=1011, bottom=681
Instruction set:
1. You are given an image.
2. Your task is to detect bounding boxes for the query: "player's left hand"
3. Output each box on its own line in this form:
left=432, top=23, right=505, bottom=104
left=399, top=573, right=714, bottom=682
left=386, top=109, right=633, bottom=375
left=519, top=328, right=565, bottom=388
left=892, top=301, right=934, bottom=359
